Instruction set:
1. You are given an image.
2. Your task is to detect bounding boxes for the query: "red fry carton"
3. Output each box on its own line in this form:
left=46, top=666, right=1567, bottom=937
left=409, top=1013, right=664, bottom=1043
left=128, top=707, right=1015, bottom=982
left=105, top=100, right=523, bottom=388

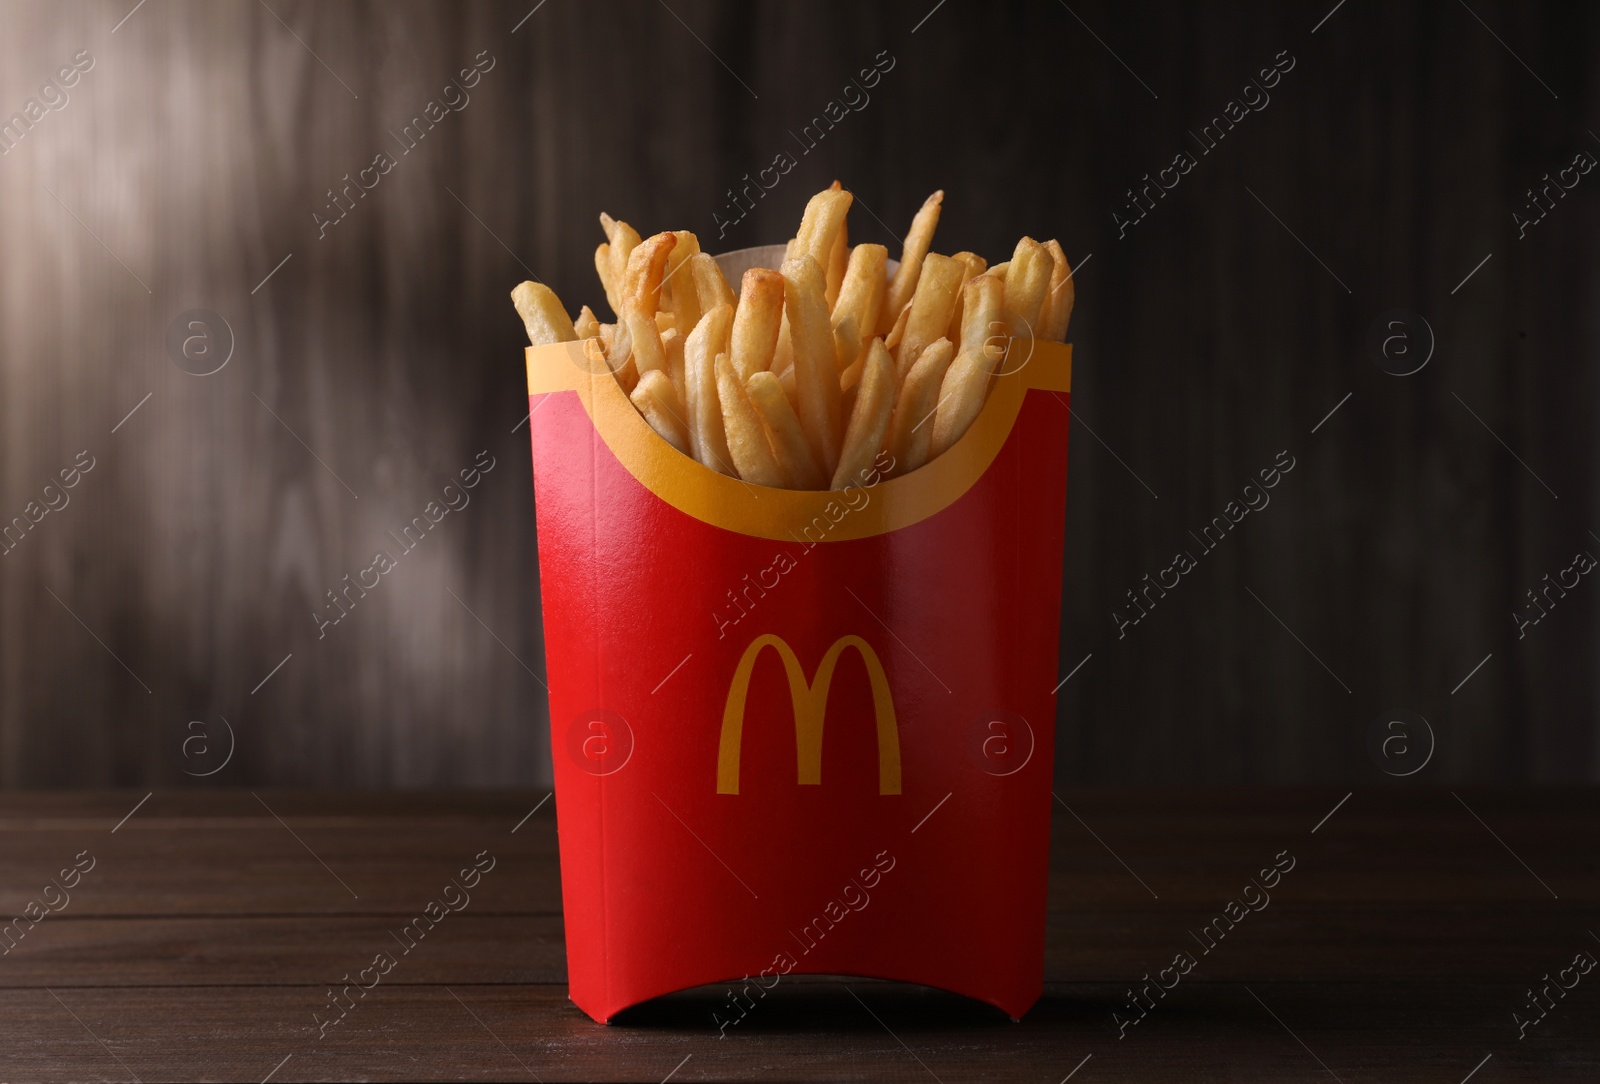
left=525, top=247, right=1072, bottom=1024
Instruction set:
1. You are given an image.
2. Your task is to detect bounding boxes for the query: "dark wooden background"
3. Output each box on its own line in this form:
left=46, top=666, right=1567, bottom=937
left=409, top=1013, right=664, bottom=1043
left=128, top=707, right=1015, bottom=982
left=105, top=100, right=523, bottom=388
left=0, top=0, right=1594, bottom=787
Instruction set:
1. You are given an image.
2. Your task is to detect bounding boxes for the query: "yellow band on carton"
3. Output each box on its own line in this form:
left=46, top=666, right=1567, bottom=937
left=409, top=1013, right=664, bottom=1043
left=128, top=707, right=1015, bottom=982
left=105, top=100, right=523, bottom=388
left=525, top=340, right=1070, bottom=542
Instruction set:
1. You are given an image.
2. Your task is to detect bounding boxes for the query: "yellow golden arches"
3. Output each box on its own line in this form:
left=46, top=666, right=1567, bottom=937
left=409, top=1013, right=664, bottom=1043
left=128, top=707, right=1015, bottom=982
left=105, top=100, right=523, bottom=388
left=716, top=634, right=902, bottom=796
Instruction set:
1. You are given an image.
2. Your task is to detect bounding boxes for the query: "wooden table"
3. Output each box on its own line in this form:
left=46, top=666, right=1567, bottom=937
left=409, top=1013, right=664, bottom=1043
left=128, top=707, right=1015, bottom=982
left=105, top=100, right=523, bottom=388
left=3, top=789, right=1596, bottom=1081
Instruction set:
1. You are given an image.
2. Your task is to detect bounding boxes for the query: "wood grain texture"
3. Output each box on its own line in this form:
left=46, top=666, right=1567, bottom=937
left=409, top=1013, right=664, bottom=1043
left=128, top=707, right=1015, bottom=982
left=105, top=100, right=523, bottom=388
left=2, top=789, right=1598, bottom=1080
left=12, top=983, right=1597, bottom=1083
left=0, top=1, right=1596, bottom=786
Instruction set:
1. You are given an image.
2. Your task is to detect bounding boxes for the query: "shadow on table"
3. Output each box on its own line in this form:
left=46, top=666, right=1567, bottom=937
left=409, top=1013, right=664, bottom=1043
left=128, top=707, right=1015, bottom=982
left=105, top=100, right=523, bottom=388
left=609, top=979, right=1110, bottom=1033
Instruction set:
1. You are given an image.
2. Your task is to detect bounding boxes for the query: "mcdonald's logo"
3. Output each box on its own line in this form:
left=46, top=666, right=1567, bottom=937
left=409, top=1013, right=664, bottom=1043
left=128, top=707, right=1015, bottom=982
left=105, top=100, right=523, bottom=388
left=717, top=634, right=902, bottom=795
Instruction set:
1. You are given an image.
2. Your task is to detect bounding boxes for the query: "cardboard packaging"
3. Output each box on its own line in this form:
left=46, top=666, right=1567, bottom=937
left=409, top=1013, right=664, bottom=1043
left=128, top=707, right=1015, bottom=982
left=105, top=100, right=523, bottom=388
left=524, top=247, right=1072, bottom=1024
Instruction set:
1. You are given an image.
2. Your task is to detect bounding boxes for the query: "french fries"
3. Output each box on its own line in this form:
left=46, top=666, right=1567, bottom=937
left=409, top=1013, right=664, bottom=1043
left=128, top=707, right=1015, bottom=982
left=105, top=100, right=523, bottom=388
left=512, top=183, right=1075, bottom=490
left=781, top=256, right=844, bottom=478
left=622, top=232, right=676, bottom=314
left=958, top=272, right=1007, bottom=360
left=625, top=308, right=666, bottom=378
left=826, top=218, right=849, bottom=309
left=747, top=371, right=825, bottom=489
left=833, top=243, right=887, bottom=363
left=1002, top=236, right=1051, bottom=336
left=880, top=190, right=943, bottom=333
left=716, top=354, right=787, bottom=488
left=946, top=252, right=987, bottom=341
left=883, top=302, right=911, bottom=356
left=730, top=268, right=785, bottom=380
left=794, top=186, right=853, bottom=295
left=833, top=339, right=896, bottom=489
left=893, top=253, right=964, bottom=382
left=630, top=369, right=690, bottom=456
left=511, top=282, right=577, bottom=345
left=930, top=272, right=1012, bottom=456
left=662, top=326, right=687, bottom=412
left=594, top=245, right=617, bottom=317
left=1038, top=239, right=1075, bottom=343
left=690, top=252, right=738, bottom=313
left=611, top=232, right=677, bottom=381
left=885, top=338, right=957, bottom=474
left=684, top=304, right=735, bottom=473
left=831, top=314, right=861, bottom=376
left=662, top=229, right=700, bottom=311
left=598, top=214, right=640, bottom=319
left=795, top=186, right=853, bottom=268
left=670, top=255, right=707, bottom=347
left=930, top=347, right=995, bottom=459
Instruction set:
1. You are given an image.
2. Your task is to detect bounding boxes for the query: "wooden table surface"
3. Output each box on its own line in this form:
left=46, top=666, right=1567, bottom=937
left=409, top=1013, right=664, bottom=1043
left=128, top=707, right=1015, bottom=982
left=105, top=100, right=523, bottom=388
left=3, top=788, right=1597, bottom=1082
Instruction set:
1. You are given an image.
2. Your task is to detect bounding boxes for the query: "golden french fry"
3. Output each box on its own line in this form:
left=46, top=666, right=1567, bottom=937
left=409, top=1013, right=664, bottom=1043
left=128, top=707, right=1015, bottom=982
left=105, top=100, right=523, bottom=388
left=684, top=304, right=735, bottom=473
left=880, top=190, right=943, bottom=332
left=574, top=305, right=600, bottom=340
left=946, top=252, right=988, bottom=341
left=614, top=233, right=677, bottom=385
left=839, top=358, right=863, bottom=425
left=894, top=253, right=964, bottom=381
left=594, top=243, right=619, bottom=317
left=838, top=344, right=870, bottom=448
left=1038, top=239, right=1074, bottom=342
left=780, top=256, right=843, bottom=478
left=661, top=326, right=687, bottom=413
left=604, top=216, right=641, bottom=312
left=832, top=339, right=895, bottom=489
left=959, top=272, right=1007, bottom=359
left=510, top=281, right=577, bottom=345
left=953, top=251, right=988, bottom=278
left=832, top=243, right=886, bottom=353
left=622, top=233, right=677, bottom=313
left=771, top=314, right=794, bottom=377
left=690, top=252, right=738, bottom=315
left=928, top=349, right=992, bottom=458
left=886, top=338, right=957, bottom=474
left=730, top=268, right=784, bottom=380
left=716, top=354, right=787, bottom=487
left=625, top=308, right=666, bottom=377
left=672, top=267, right=706, bottom=352
left=794, top=186, right=853, bottom=270
left=826, top=217, right=848, bottom=308
left=747, top=370, right=825, bottom=489
left=838, top=324, right=864, bottom=412
left=597, top=322, right=615, bottom=357
left=839, top=353, right=865, bottom=395
left=831, top=312, right=861, bottom=375
left=883, top=301, right=911, bottom=355
left=631, top=369, right=691, bottom=456
left=1002, top=236, right=1051, bottom=335
left=670, top=229, right=701, bottom=260
left=662, top=230, right=701, bottom=309
left=777, top=364, right=798, bottom=412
